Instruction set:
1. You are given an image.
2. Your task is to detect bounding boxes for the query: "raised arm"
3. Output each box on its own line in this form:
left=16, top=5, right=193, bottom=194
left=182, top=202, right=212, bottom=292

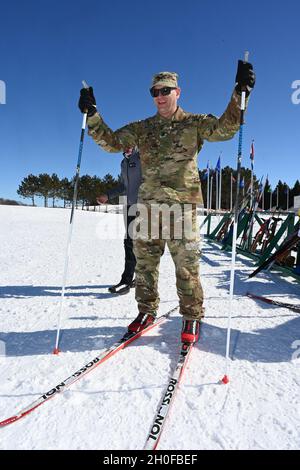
left=78, top=86, right=140, bottom=153
left=197, top=90, right=248, bottom=142
left=197, top=60, right=255, bottom=142
left=87, top=113, right=140, bottom=153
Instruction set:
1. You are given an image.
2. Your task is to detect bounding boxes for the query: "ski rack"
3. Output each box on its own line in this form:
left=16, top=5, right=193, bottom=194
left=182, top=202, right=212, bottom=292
left=202, top=211, right=300, bottom=283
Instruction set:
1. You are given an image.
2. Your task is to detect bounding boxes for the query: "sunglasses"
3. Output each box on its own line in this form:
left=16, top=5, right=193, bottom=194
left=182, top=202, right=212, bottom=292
left=150, top=86, right=177, bottom=98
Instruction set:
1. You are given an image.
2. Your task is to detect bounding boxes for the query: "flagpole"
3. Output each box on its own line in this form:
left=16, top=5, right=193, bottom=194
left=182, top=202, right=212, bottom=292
left=210, top=175, right=213, bottom=211
left=218, top=152, right=222, bottom=224
left=250, top=140, right=254, bottom=208
left=219, top=166, right=222, bottom=215
left=230, top=173, right=233, bottom=212
left=216, top=168, right=218, bottom=213
left=218, top=154, right=222, bottom=214
left=207, top=162, right=210, bottom=213
left=251, top=168, right=253, bottom=207
left=215, top=155, right=221, bottom=218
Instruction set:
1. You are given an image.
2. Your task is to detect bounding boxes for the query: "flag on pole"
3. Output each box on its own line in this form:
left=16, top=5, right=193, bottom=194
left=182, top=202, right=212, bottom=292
left=239, top=177, right=245, bottom=189
left=203, top=161, right=209, bottom=180
left=215, top=156, right=221, bottom=173
left=250, top=141, right=255, bottom=171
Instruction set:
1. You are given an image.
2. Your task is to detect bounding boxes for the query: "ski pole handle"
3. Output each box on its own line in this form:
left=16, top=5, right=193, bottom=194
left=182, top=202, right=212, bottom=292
left=81, top=80, right=90, bottom=123
left=240, top=51, right=249, bottom=111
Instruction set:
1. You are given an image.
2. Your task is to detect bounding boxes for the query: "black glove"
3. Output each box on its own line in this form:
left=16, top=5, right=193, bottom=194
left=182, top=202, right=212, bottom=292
left=78, top=86, right=97, bottom=117
left=235, top=60, right=256, bottom=96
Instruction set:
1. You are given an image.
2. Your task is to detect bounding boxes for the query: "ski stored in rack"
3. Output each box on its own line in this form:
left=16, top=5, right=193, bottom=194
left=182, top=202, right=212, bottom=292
left=144, top=341, right=194, bottom=450
left=246, top=292, right=300, bottom=313
left=249, top=227, right=300, bottom=278
left=0, top=307, right=177, bottom=428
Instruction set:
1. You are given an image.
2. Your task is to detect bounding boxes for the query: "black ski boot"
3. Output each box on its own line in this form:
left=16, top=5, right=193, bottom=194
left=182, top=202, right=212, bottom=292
left=108, top=279, right=135, bottom=295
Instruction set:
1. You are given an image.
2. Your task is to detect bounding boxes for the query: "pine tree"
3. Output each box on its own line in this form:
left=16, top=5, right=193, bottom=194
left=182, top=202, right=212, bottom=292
left=49, top=173, right=61, bottom=208
left=17, top=174, right=39, bottom=206
left=36, top=174, right=53, bottom=207
left=59, top=178, right=72, bottom=208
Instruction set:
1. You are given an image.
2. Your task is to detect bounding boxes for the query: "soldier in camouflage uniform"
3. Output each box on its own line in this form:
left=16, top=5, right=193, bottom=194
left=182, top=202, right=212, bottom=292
left=78, top=62, right=255, bottom=343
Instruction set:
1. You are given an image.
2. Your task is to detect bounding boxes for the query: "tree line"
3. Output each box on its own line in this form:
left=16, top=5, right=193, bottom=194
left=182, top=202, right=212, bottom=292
left=17, top=168, right=300, bottom=210
left=17, top=173, right=121, bottom=208
left=199, top=166, right=300, bottom=210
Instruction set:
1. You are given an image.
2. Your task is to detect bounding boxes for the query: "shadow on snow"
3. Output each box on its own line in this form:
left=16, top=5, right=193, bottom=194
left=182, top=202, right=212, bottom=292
left=0, top=284, right=118, bottom=299
left=1, top=313, right=298, bottom=364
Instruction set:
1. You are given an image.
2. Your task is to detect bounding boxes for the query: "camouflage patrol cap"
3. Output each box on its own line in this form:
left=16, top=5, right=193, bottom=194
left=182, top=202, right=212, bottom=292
left=151, top=71, right=179, bottom=88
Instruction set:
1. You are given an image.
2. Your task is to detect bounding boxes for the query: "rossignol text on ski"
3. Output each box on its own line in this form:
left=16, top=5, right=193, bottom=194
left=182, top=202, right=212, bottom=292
left=144, top=341, right=194, bottom=450
left=0, top=307, right=177, bottom=428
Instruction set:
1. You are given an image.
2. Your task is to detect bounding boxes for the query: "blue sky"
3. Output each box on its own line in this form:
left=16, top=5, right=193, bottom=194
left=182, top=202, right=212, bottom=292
left=0, top=0, right=299, bottom=203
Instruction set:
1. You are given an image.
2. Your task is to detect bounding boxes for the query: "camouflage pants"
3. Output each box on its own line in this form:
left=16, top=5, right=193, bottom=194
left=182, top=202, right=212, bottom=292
left=133, top=204, right=204, bottom=321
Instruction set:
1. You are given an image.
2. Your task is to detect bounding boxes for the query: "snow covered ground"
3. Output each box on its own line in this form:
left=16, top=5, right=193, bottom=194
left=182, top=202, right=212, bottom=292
left=0, top=205, right=299, bottom=450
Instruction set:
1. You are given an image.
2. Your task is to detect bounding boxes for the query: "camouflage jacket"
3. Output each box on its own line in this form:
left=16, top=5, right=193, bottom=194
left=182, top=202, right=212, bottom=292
left=87, top=90, right=248, bottom=205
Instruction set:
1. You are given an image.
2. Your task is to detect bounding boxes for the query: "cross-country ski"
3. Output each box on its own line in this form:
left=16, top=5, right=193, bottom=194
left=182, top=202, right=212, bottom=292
left=0, top=307, right=176, bottom=428
left=246, top=292, right=300, bottom=313
left=1, top=3, right=300, bottom=453
left=144, top=342, right=194, bottom=450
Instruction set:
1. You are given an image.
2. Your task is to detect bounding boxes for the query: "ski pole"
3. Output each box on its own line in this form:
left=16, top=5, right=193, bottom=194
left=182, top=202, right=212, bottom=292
left=53, top=80, right=89, bottom=354
left=221, top=52, right=249, bottom=383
